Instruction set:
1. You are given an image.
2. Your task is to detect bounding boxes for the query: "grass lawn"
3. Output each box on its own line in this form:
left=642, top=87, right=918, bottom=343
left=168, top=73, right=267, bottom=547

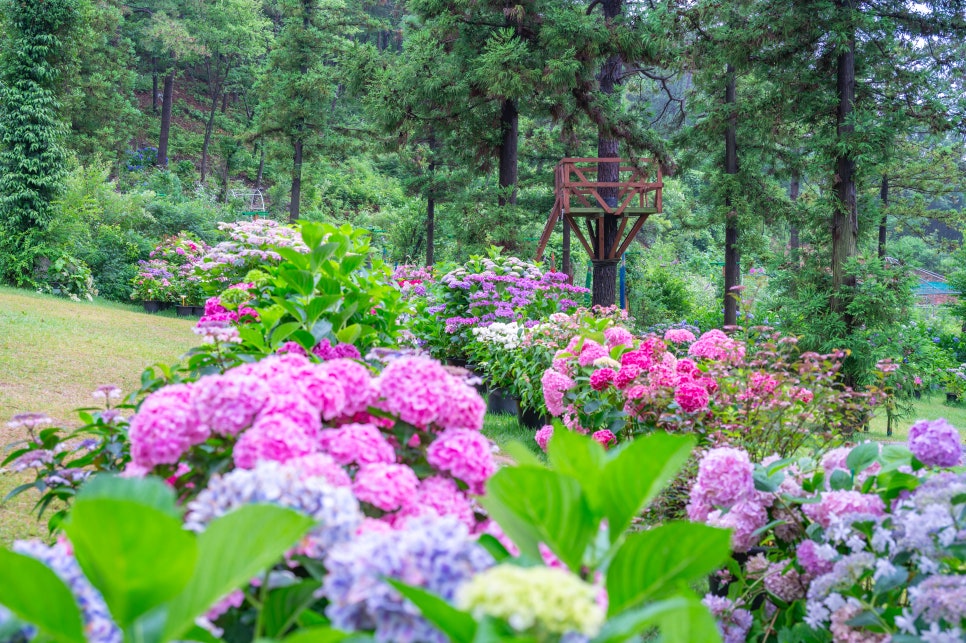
left=0, top=286, right=197, bottom=544
left=863, top=393, right=966, bottom=442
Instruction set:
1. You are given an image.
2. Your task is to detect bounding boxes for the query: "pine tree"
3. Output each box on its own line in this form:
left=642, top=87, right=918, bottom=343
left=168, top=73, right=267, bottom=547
left=0, top=0, right=78, bottom=285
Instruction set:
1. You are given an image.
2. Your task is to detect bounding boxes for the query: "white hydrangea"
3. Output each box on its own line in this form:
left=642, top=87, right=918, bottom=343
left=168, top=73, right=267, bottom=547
left=456, top=564, right=604, bottom=637
left=471, top=322, right=523, bottom=350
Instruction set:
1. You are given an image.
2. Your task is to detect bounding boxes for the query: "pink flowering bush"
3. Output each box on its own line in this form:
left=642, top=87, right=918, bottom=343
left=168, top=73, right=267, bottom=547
left=125, top=353, right=495, bottom=531
left=689, top=420, right=966, bottom=642
left=542, top=325, right=871, bottom=461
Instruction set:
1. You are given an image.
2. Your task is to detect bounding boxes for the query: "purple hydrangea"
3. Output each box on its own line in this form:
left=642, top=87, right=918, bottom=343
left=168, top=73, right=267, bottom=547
left=908, top=418, right=962, bottom=467
left=322, top=516, right=493, bottom=643
left=184, top=460, right=361, bottom=556
left=702, top=595, right=752, bottom=643
left=12, top=540, right=122, bottom=643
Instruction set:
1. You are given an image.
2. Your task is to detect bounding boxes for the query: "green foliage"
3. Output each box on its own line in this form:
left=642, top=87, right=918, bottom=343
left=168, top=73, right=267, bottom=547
left=0, top=474, right=317, bottom=643
left=399, top=431, right=726, bottom=642
left=0, top=0, right=78, bottom=286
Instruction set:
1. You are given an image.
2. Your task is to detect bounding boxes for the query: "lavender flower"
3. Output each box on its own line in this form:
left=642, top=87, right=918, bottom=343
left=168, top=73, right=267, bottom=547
left=185, top=460, right=361, bottom=556
left=12, top=540, right=121, bottom=643
left=908, top=418, right=962, bottom=467
left=322, top=516, right=493, bottom=643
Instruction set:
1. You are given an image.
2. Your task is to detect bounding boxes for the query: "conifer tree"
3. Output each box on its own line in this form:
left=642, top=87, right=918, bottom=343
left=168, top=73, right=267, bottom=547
left=0, top=0, right=78, bottom=284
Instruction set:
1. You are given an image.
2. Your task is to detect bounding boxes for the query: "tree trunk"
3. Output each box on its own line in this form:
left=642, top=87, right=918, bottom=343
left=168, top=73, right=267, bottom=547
left=152, top=57, right=159, bottom=113
left=498, top=99, right=519, bottom=206
left=200, top=79, right=221, bottom=183
left=157, top=70, right=175, bottom=168
left=255, top=140, right=265, bottom=191
left=789, top=169, right=800, bottom=254
left=723, top=65, right=740, bottom=328
left=221, top=92, right=229, bottom=114
left=878, top=174, right=888, bottom=259
left=290, top=138, right=303, bottom=223
left=426, top=195, right=435, bottom=266
left=591, top=0, right=623, bottom=308
left=832, top=1, right=858, bottom=314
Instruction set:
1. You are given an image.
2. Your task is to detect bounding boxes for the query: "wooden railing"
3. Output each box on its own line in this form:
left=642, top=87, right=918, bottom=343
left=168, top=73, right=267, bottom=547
left=536, top=158, right=663, bottom=262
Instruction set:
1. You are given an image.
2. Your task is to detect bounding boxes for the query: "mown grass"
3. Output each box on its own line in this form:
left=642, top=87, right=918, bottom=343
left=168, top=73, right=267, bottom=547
left=0, top=286, right=197, bottom=544
left=863, top=393, right=966, bottom=442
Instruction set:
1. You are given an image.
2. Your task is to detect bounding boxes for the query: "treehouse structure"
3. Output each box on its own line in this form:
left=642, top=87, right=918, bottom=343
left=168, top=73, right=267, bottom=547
left=535, top=158, right=663, bottom=265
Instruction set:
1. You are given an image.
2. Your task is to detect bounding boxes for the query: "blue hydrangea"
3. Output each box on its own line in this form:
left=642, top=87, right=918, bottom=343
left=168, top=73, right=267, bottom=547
left=10, top=540, right=121, bottom=643
left=322, top=516, right=493, bottom=643
left=184, top=460, right=362, bottom=556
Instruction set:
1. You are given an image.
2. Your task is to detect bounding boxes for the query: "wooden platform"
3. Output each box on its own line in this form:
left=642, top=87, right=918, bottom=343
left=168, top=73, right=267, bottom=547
left=536, top=158, right=663, bottom=262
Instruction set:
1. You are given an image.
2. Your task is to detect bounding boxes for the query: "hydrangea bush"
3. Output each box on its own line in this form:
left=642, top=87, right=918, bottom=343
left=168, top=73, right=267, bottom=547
left=688, top=419, right=966, bottom=642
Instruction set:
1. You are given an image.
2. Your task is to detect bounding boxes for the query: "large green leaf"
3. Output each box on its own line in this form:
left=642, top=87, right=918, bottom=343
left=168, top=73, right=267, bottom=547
left=280, top=625, right=363, bottom=643
left=386, top=580, right=477, bottom=642
left=64, top=498, right=197, bottom=628
left=591, top=596, right=691, bottom=643
left=653, top=596, right=723, bottom=643
left=605, top=522, right=730, bottom=615
left=0, top=548, right=85, bottom=643
left=280, top=269, right=316, bottom=297
left=546, top=429, right=606, bottom=508
left=481, top=467, right=598, bottom=572
left=598, top=433, right=694, bottom=542
left=262, top=579, right=323, bottom=639
left=162, top=504, right=314, bottom=641
left=77, top=473, right=181, bottom=518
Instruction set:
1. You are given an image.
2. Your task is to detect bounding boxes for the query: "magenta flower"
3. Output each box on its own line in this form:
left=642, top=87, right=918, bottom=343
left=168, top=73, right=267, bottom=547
left=675, top=381, right=710, bottom=413
left=319, top=424, right=396, bottom=466
left=130, top=384, right=208, bottom=469
left=426, top=428, right=495, bottom=495
left=352, top=463, right=420, bottom=511
left=233, top=414, right=320, bottom=469
left=604, top=326, right=634, bottom=348
left=664, top=328, right=696, bottom=344
left=592, top=430, right=617, bottom=448
left=801, top=490, right=886, bottom=528
left=589, top=368, right=616, bottom=391
left=535, top=425, right=554, bottom=451
left=191, top=373, right=268, bottom=436
left=541, top=370, right=576, bottom=416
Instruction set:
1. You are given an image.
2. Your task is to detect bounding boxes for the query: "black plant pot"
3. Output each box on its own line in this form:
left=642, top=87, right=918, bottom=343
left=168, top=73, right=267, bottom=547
left=487, top=389, right=518, bottom=416
left=518, top=404, right=550, bottom=430
left=176, top=305, right=194, bottom=318
left=947, top=392, right=960, bottom=404
left=913, top=390, right=922, bottom=400
left=142, top=301, right=162, bottom=314
left=708, top=547, right=768, bottom=610
left=159, top=301, right=174, bottom=311
left=192, top=306, right=206, bottom=317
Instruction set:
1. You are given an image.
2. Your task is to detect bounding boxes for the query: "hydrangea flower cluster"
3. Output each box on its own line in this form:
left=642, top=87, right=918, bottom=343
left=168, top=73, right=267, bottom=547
left=127, top=353, right=494, bottom=530
left=456, top=564, right=605, bottom=637
left=908, top=418, right=962, bottom=467
left=691, top=423, right=966, bottom=642
left=184, top=459, right=361, bottom=556
left=322, top=516, right=493, bottom=643
left=687, top=448, right=767, bottom=552
left=11, top=540, right=122, bottom=643
left=470, top=321, right=523, bottom=350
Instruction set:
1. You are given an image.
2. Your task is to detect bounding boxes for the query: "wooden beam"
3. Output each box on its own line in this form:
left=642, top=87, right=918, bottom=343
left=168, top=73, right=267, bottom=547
left=565, top=214, right=594, bottom=257
left=536, top=199, right=561, bottom=260
left=613, top=215, right=652, bottom=259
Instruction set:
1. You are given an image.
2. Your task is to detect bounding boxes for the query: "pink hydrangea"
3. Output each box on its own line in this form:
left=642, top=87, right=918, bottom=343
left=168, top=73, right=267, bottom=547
left=319, top=424, right=396, bottom=466
left=664, top=328, right=696, bottom=344
left=577, top=340, right=609, bottom=367
left=676, top=358, right=699, bottom=375
left=687, top=447, right=756, bottom=520
left=802, top=490, right=886, bottom=528
left=259, top=394, right=322, bottom=437
left=435, top=379, right=486, bottom=431
left=796, top=539, right=834, bottom=576
left=232, top=414, right=320, bottom=469
left=620, top=349, right=653, bottom=371
left=352, top=463, right=419, bottom=511
left=793, top=387, right=814, bottom=403
left=207, top=589, right=245, bottom=621
left=535, top=425, right=554, bottom=451
left=191, top=373, right=268, bottom=436
left=604, top=326, right=634, bottom=348
left=426, top=428, right=495, bottom=495
left=277, top=342, right=308, bottom=356
left=648, top=353, right=681, bottom=388
left=590, top=368, right=616, bottom=391
left=376, top=357, right=453, bottom=429
left=313, top=339, right=362, bottom=361
left=541, top=369, right=576, bottom=416
left=675, top=381, right=710, bottom=413
left=708, top=500, right=768, bottom=553
left=688, top=329, right=746, bottom=364
left=908, top=418, right=962, bottom=467
left=130, top=384, right=208, bottom=469
left=288, top=453, right=352, bottom=487
left=592, top=430, right=617, bottom=448
left=762, top=563, right=806, bottom=602
left=318, top=359, right=375, bottom=416
left=392, top=476, right=475, bottom=529
left=613, top=364, right=641, bottom=389
left=561, top=405, right=587, bottom=434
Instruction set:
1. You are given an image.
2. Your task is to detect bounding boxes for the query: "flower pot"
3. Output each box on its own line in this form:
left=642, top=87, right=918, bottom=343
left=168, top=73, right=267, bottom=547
left=175, top=305, right=194, bottom=318
left=142, top=301, right=162, bottom=314
left=487, top=389, right=518, bottom=416
left=518, top=403, right=550, bottom=430
left=947, top=392, right=959, bottom=404
left=159, top=301, right=174, bottom=311
left=192, top=306, right=207, bottom=317
left=913, top=390, right=922, bottom=400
